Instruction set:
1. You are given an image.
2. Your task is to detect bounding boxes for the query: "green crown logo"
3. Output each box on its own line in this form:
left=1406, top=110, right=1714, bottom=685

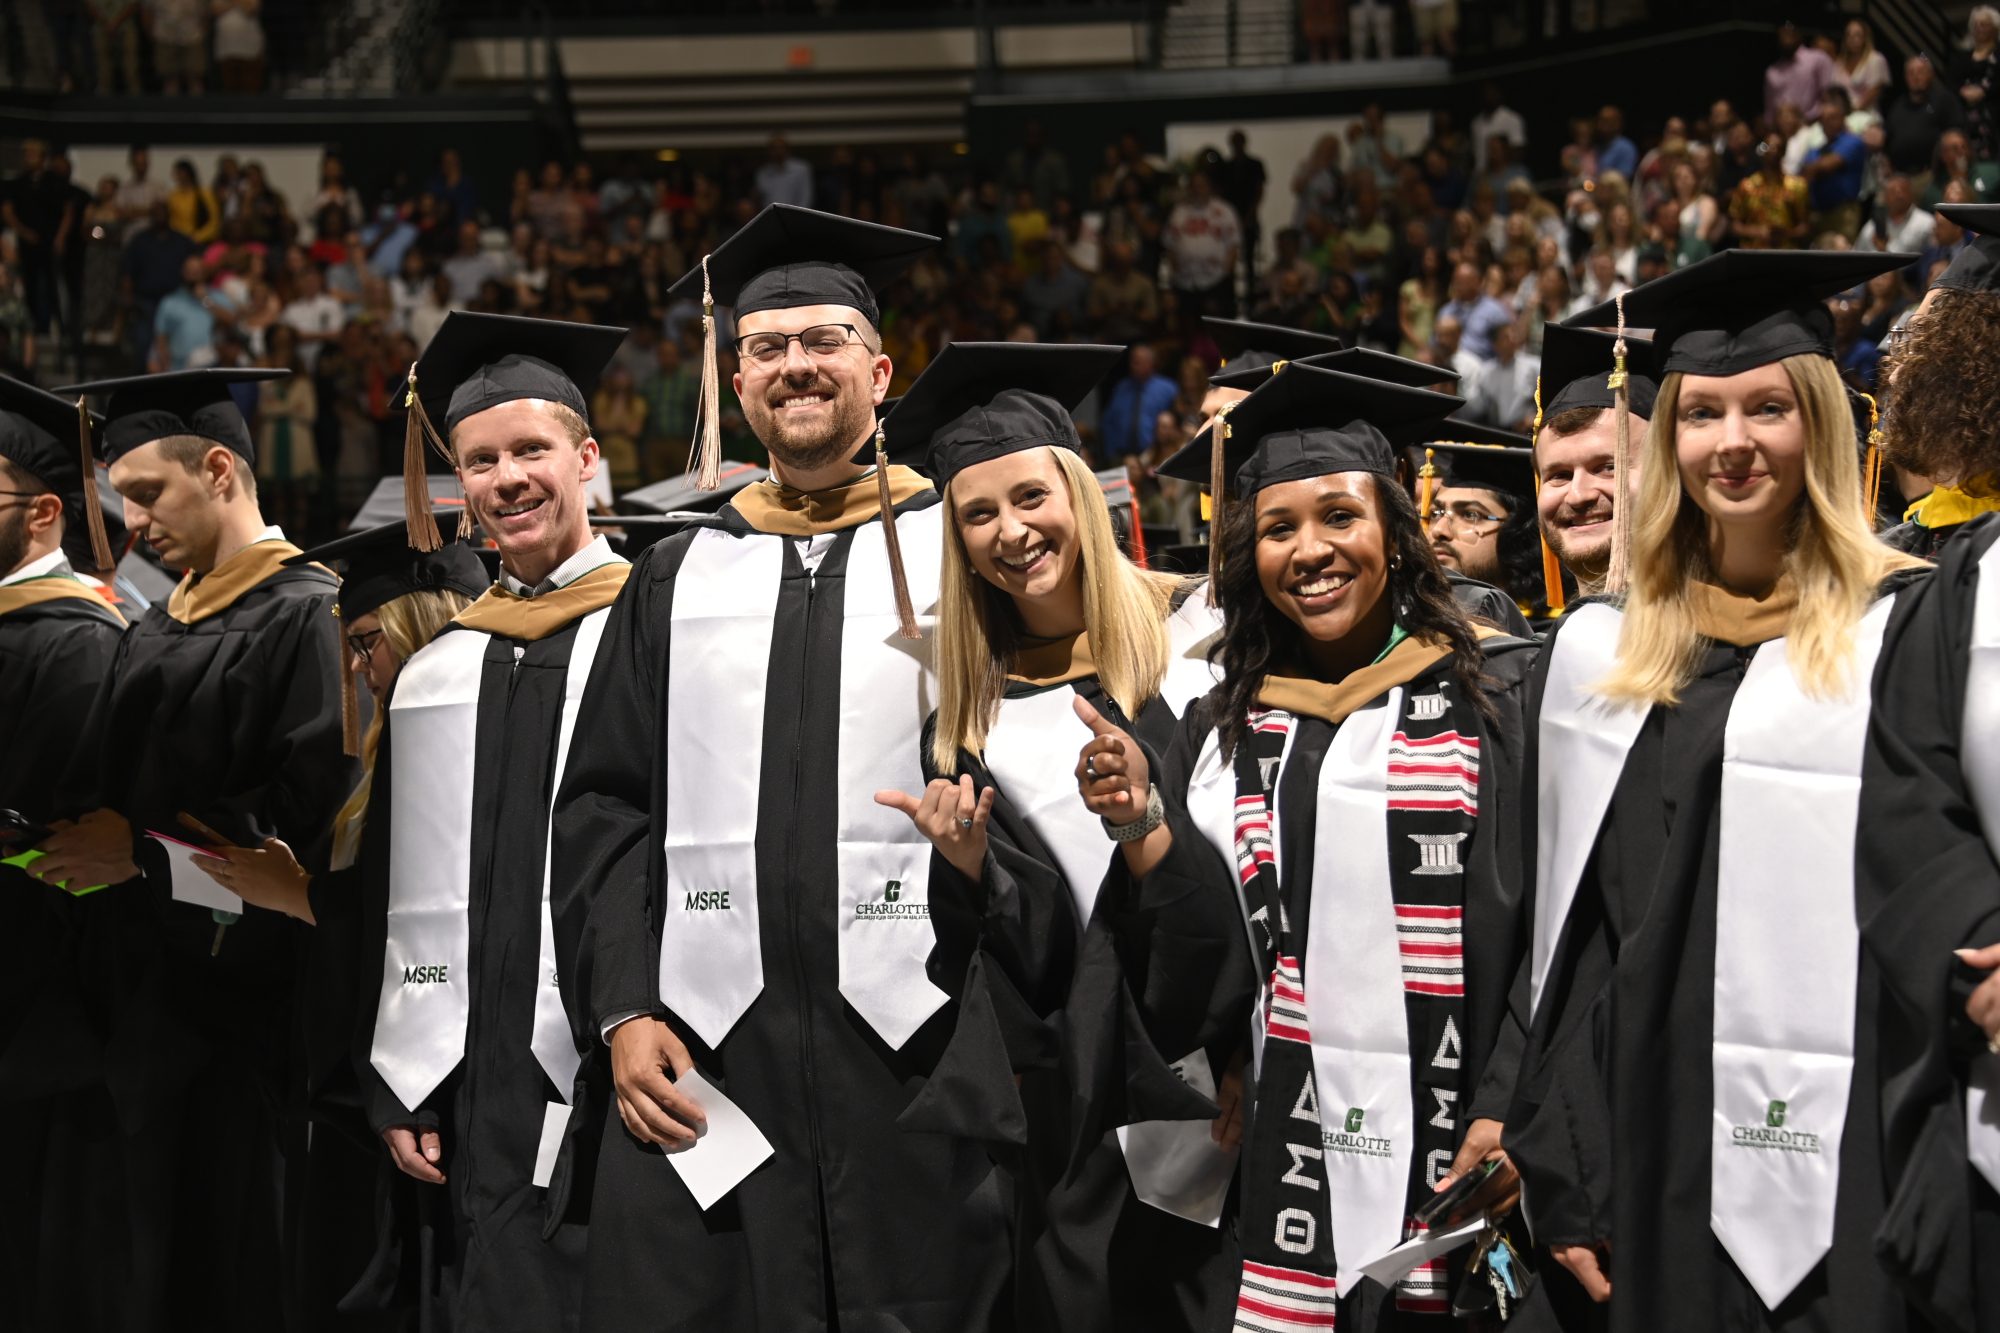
left=1345, top=1107, right=1365, bottom=1134
left=1766, top=1100, right=1787, bottom=1128
left=884, top=880, right=902, bottom=903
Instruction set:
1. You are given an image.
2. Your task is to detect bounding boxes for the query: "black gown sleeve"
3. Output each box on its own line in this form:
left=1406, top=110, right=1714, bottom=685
left=1465, top=636, right=1537, bottom=1124
left=0, top=608, right=125, bottom=820
left=551, top=540, right=682, bottom=1046
left=1855, top=531, right=2000, bottom=1329
left=1503, top=621, right=1618, bottom=1252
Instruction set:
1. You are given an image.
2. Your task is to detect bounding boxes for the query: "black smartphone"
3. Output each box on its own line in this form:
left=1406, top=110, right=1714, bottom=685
left=0, top=808, right=50, bottom=848
left=1415, top=1156, right=1500, bottom=1229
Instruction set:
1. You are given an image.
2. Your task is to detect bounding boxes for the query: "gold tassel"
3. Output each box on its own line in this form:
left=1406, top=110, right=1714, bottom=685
left=1206, top=407, right=1233, bottom=587
left=1416, top=446, right=1439, bottom=538
left=693, top=256, right=723, bottom=490
left=457, top=503, right=475, bottom=542
left=74, top=395, right=113, bottom=575
left=874, top=424, right=919, bottom=639
left=332, top=602, right=360, bottom=758
left=402, top=362, right=442, bottom=552
left=1536, top=465, right=1568, bottom=617
left=1531, top=375, right=1545, bottom=438
left=1859, top=391, right=1885, bottom=528
left=1605, top=292, right=1634, bottom=598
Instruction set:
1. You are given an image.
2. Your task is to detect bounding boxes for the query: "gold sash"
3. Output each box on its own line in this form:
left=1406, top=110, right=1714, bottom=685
left=729, top=465, right=934, bottom=537
left=1254, top=625, right=1507, bottom=725
left=0, top=577, right=124, bottom=622
left=1008, top=630, right=1099, bottom=688
left=166, top=539, right=309, bottom=625
left=451, top=562, right=631, bottom=642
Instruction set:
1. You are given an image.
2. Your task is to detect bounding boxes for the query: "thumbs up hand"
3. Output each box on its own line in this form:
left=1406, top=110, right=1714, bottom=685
left=1074, top=695, right=1150, bottom=824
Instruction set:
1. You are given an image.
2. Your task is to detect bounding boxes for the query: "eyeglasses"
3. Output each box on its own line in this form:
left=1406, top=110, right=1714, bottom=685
left=1426, top=503, right=1508, bottom=531
left=345, top=628, right=385, bottom=661
left=734, top=324, right=869, bottom=367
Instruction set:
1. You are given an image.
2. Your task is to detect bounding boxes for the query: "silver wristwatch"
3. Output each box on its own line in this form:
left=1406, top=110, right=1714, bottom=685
left=1102, top=783, right=1165, bottom=842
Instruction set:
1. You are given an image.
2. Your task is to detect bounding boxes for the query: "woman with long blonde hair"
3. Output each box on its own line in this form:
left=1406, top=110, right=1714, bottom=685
left=1510, top=249, right=1937, bottom=1333
left=873, top=341, right=1235, bottom=1333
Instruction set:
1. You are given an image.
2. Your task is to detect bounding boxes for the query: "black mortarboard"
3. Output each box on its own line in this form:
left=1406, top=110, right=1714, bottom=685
left=412, top=311, right=628, bottom=436
left=1205, top=318, right=1344, bottom=376
left=1565, top=249, right=1914, bottom=377
left=1536, top=324, right=1660, bottom=425
left=1156, top=364, right=1464, bottom=497
left=588, top=512, right=712, bottom=556
left=62, top=366, right=287, bottom=466
left=1426, top=440, right=1537, bottom=502
left=618, top=460, right=769, bottom=515
left=1935, top=204, right=2000, bottom=293
left=0, top=374, right=114, bottom=573
left=285, top=514, right=490, bottom=623
left=881, top=341, right=1125, bottom=488
left=668, top=204, right=937, bottom=329
left=1211, top=345, right=1458, bottom=393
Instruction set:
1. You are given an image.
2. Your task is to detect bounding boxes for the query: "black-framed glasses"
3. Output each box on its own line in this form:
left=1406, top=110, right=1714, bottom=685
left=0, top=489, right=50, bottom=502
left=1427, top=502, right=1508, bottom=530
left=734, top=323, right=869, bottom=367
left=346, top=628, right=385, bottom=661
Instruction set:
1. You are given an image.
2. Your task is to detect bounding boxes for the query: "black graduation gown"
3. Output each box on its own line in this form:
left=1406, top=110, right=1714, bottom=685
left=59, top=553, right=354, bottom=1333
left=353, top=602, right=613, bottom=1333
left=1855, top=514, right=2000, bottom=1333
left=550, top=495, right=1014, bottom=1333
left=1506, top=581, right=1940, bottom=1333
left=1447, top=570, right=1536, bottom=639
left=921, top=675, right=1242, bottom=1333
left=1880, top=519, right=1974, bottom=562
left=0, top=578, right=125, bottom=1333
left=1103, top=641, right=1537, bottom=1331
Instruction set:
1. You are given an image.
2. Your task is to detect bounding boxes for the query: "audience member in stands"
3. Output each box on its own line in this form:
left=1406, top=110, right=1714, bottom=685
left=1950, top=7, right=2000, bottom=161
left=1767, top=20, right=1837, bottom=125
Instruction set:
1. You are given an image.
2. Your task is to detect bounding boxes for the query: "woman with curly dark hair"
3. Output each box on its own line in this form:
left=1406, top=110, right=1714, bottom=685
left=1070, top=363, right=1541, bottom=1330
left=1882, top=203, right=2000, bottom=558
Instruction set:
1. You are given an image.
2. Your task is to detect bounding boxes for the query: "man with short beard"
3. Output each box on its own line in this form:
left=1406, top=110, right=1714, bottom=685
left=356, top=311, right=626, bottom=1331
left=1421, top=432, right=1562, bottom=630
left=550, top=206, right=1015, bottom=1332
left=1531, top=323, right=1660, bottom=597
left=0, top=376, right=127, bottom=1332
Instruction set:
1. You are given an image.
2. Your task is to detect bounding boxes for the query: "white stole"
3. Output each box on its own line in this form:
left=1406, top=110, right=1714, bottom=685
left=657, top=510, right=950, bottom=1051
left=1187, top=699, right=1415, bottom=1289
left=981, top=685, right=1238, bottom=1227
left=1710, top=593, right=1893, bottom=1309
left=1529, top=603, right=1648, bottom=1019
left=1161, top=580, right=1225, bottom=717
left=1961, top=539, right=2000, bottom=1193
left=371, top=628, right=490, bottom=1113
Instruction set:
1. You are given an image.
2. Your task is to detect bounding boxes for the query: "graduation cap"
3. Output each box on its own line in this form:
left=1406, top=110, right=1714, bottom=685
left=284, top=513, right=491, bottom=755
left=588, top=512, right=712, bottom=557
left=1564, top=248, right=1914, bottom=377
left=62, top=366, right=287, bottom=468
left=879, top=341, right=1125, bottom=488
left=1935, top=203, right=2000, bottom=294
left=618, top=460, right=768, bottom=515
left=0, top=373, right=113, bottom=573
left=1535, top=324, right=1659, bottom=428
left=400, top=312, right=626, bottom=551
left=1204, top=318, right=1344, bottom=377
left=1211, top=345, right=1458, bottom=393
left=670, top=206, right=937, bottom=504
left=1425, top=440, right=1536, bottom=501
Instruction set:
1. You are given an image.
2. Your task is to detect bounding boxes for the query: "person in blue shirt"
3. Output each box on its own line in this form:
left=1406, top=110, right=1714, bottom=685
left=1806, top=88, right=1869, bottom=237
left=1097, top=341, right=1178, bottom=461
left=1438, top=260, right=1515, bottom=360
left=1594, top=104, right=1639, bottom=180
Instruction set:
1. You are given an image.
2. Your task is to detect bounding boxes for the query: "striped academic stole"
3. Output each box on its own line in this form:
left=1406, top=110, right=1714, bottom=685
left=1198, top=674, right=1480, bottom=1330
left=1962, top=536, right=2000, bottom=1193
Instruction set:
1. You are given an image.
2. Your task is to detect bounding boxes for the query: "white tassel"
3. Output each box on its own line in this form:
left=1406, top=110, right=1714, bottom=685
left=693, top=255, right=723, bottom=490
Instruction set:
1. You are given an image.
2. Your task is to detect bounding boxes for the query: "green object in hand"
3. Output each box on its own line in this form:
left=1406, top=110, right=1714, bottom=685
left=1, top=847, right=109, bottom=896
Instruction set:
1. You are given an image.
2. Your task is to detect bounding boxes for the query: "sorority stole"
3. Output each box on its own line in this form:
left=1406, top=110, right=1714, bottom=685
left=1194, top=635, right=1487, bottom=1327
left=657, top=499, right=950, bottom=1051
left=370, top=563, right=628, bottom=1117
left=1961, top=538, right=2000, bottom=1193
left=1531, top=585, right=1897, bottom=1310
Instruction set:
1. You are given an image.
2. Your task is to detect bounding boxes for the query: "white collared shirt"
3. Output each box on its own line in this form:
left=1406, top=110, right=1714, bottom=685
left=499, top=534, right=620, bottom=598
left=0, top=548, right=72, bottom=587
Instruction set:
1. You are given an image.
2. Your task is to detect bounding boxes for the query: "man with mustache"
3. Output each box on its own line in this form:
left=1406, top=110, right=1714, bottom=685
left=0, top=376, right=127, bottom=1331
left=1420, top=429, right=1564, bottom=631
left=355, top=311, right=625, bottom=1330
left=550, top=206, right=1015, bottom=1332
left=32, top=364, right=355, bottom=1332
left=1531, top=322, right=1660, bottom=598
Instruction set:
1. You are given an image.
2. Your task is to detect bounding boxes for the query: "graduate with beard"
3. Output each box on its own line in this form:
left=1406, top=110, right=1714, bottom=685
left=30, top=364, right=355, bottom=1332
left=1080, top=363, right=1539, bottom=1330
left=1419, top=432, right=1567, bottom=635
left=549, top=206, right=1019, bottom=1333
left=1510, top=249, right=1936, bottom=1333
left=1529, top=324, right=1658, bottom=602
left=1879, top=204, right=2000, bottom=560
left=352, top=312, right=628, bottom=1332
left=0, top=375, right=126, bottom=1333
left=871, top=341, right=1243, bottom=1332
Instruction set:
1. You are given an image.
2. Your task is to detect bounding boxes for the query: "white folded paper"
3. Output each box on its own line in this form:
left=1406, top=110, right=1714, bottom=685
left=664, top=1069, right=774, bottom=1210
left=147, top=831, right=240, bottom=913
left=1356, top=1215, right=1486, bottom=1290
left=532, top=1101, right=570, bottom=1189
